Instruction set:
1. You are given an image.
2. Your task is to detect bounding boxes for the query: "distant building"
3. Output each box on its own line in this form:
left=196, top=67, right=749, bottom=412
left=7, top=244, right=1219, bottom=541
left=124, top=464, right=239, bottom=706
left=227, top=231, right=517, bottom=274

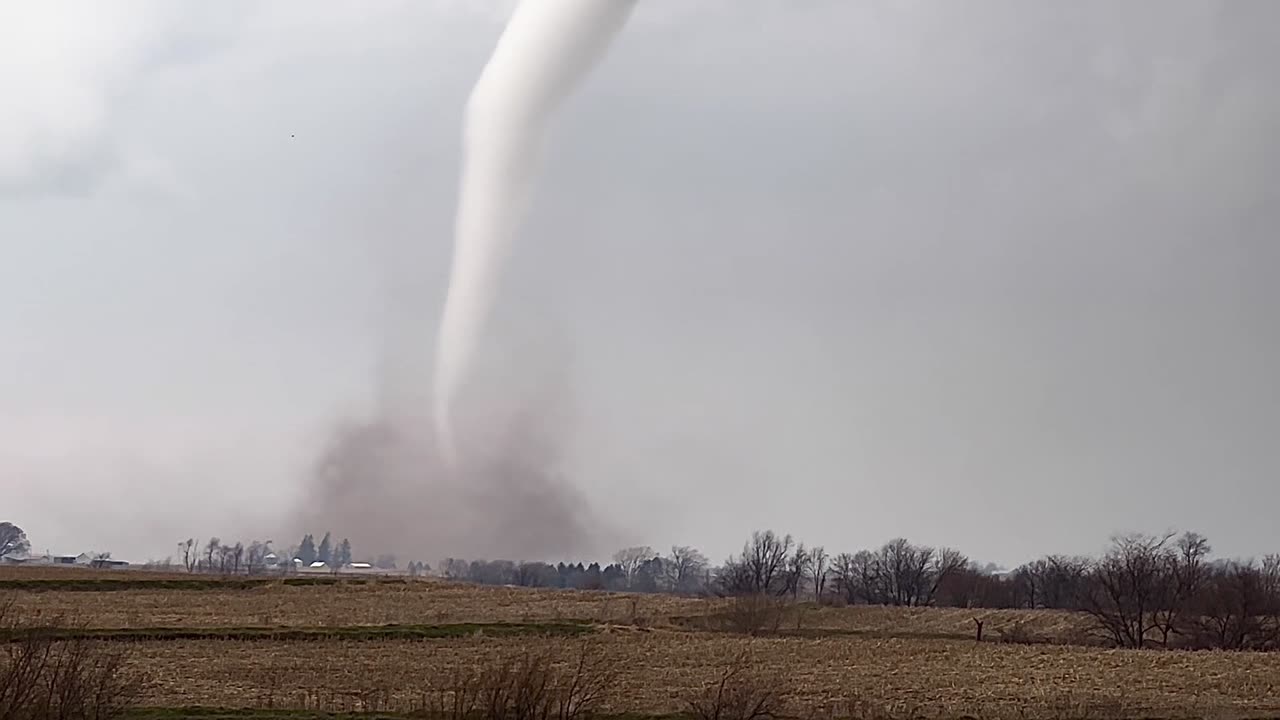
left=291, top=558, right=379, bottom=574
left=2, top=553, right=129, bottom=569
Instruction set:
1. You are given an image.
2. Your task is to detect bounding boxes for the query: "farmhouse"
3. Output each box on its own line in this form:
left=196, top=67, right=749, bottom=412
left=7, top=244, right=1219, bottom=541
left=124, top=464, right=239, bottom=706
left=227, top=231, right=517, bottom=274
left=0, top=552, right=129, bottom=568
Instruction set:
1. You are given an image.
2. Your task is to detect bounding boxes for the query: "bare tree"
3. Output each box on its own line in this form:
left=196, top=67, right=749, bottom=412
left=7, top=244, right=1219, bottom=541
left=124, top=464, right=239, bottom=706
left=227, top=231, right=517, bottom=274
left=718, top=531, right=794, bottom=597
left=1188, top=560, right=1280, bottom=650
left=826, top=540, right=967, bottom=607
left=829, top=552, right=860, bottom=605
left=1012, top=555, right=1090, bottom=609
left=440, top=558, right=471, bottom=581
left=935, top=563, right=1017, bottom=609
left=1150, top=532, right=1211, bottom=646
left=1080, top=533, right=1175, bottom=648
left=204, top=537, right=221, bottom=573
left=215, top=543, right=237, bottom=575
left=867, top=539, right=948, bottom=606
left=1010, top=562, right=1039, bottom=609
left=1263, top=554, right=1280, bottom=597
left=876, top=538, right=928, bottom=606
left=925, top=548, right=969, bottom=606
left=232, top=542, right=245, bottom=574
left=784, top=544, right=812, bottom=600
left=612, top=546, right=656, bottom=589
left=245, top=541, right=271, bottom=576
left=178, top=539, right=198, bottom=573
left=664, top=546, right=708, bottom=594
left=811, top=546, right=829, bottom=602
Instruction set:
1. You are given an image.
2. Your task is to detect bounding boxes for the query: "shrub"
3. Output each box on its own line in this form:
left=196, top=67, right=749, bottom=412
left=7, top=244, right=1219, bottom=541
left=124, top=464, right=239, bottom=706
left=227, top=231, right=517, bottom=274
left=422, top=642, right=617, bottom=720
left=0, top=597, right=140, bottom=720
left=685, top=653, right=783, bottom=720
left=721, top=594, right=790, bottom=637
left=994, top=619, right=1038, bottom=645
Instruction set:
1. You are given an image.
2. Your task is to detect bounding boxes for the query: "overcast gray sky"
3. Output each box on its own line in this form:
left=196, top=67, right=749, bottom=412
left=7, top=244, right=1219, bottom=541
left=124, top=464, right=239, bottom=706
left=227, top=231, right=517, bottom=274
left=2, top=0, right=1277, bottom=566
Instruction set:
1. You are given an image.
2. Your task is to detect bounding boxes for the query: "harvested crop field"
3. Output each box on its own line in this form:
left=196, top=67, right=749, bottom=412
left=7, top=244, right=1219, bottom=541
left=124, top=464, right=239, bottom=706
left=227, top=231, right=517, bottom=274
left=0, top=567, right=204, bottom=582
left=6, top=578, right=709, bottom=628
left=7, top=576, right=1087, bottom=643
left=682, top=604, right=1095, bottom=644
left=127, top=632, right=1280, bottom=719
left=5, top=569, right=1280, bottom=719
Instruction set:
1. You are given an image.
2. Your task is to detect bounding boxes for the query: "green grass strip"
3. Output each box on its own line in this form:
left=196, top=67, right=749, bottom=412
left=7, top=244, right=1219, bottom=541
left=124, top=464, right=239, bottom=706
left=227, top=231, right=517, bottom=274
left=126, top=711, right=405, bottom=720
left=126, top=709, right=687, bottom=720
left=0, top=577, right=405, bottom=592
left=0, top=622, right=594, bottom=643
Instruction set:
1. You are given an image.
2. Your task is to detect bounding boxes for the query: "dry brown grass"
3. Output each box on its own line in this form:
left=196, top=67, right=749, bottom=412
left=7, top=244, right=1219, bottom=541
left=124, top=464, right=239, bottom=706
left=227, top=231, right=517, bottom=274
left=0, top=566, right=200, bottom=582
left=5, top=579, right=709, bottom=629
left=779, top=605, right=1095, bottom=644
left=125, top=632, right=1280, bottom=719
left=6, top=569, right=1280, bottom=719
left=2, top=570, right=1088, bottom=644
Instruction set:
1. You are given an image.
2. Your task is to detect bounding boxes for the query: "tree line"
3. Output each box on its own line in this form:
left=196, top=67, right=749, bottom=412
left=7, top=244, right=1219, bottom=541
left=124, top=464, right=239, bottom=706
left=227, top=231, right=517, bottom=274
left=443, top=529, right=1280, bottom=651
left=438, top=543, right=710, bottom=594
left=175, top=532, right=430, bottom=576
left=9, top=516, right=1279, bottom=650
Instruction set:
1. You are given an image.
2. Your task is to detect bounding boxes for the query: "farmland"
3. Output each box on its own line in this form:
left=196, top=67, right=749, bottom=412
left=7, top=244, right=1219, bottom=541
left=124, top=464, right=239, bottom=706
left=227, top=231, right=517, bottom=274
left=3, top=568, right=1280, bottom=719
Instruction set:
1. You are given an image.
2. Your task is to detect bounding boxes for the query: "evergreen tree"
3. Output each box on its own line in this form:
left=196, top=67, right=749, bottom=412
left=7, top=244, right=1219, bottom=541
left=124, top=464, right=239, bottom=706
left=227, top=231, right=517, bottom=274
left=297, top=534, right=317, bottom=565
left=602, top=564, right=627, bottom=591
left=317, top=532, right=332, bottom=564
left=583, top=562, right=604, bottom=590
left=336, top=538, right=353, bottom=568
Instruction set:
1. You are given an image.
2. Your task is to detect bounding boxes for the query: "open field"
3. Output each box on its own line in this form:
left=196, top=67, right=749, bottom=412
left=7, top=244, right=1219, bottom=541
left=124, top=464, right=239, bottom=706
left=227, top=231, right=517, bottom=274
left=124, top=632, right=1280, bottom=719
left=5, top=577, right=709, bottom=628
left=0, top=566, right=244, bottom=582
left=680, top=604, right=1095, bottom=644
left=6, top=572, right=1089, bottom=643
left=4, top=567, right=1280, bottom=719
left=0, top=621, right=592, bottom=642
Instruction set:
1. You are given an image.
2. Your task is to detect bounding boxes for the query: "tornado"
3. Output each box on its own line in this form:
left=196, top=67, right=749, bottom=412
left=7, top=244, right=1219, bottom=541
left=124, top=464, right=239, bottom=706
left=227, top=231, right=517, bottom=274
left=433, top=0, right=638, bottom=464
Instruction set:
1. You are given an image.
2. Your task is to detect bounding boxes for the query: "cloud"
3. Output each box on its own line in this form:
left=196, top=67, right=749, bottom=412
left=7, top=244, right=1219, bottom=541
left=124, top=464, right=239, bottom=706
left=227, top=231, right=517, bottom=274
left=0, top=2, right=257, bottom=195
left=1, top=4, right=150, bottom=189
left=2, top=1, right=1277, bottom=566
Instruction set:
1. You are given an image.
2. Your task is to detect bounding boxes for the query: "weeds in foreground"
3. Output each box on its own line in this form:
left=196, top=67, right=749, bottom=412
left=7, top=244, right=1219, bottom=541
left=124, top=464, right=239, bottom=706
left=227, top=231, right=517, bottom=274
left=684, top=651, right=784, bottom=720
left=0, top=596, right=140, bottom=720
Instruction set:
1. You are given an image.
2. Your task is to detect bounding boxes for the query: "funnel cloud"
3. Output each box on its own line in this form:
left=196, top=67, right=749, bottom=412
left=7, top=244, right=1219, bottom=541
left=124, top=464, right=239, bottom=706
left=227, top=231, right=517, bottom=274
left=433, top=0, right=638, bottom=464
